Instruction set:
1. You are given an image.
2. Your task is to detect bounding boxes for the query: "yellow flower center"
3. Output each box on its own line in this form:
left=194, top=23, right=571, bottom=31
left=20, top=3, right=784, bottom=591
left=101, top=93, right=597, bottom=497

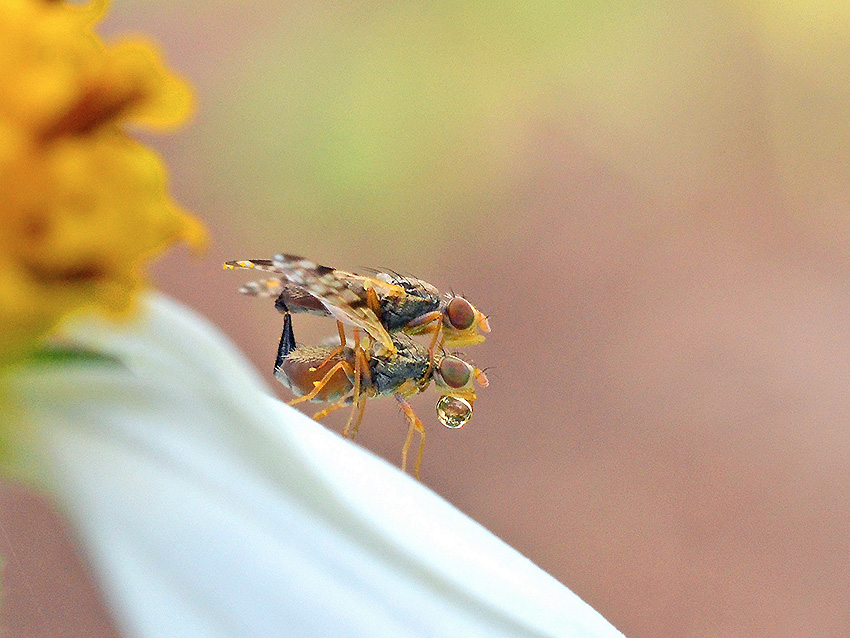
left=0, top=0, right=206, bottom=363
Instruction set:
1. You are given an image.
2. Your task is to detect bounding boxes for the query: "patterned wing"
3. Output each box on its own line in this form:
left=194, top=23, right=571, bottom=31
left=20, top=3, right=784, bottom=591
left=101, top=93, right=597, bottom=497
left=223, top=259, right=280, bottom=274
left=328, top=269, right=411, bottom=301
left=237, top=277, right=331, bottom=316
left=236, top=277, right=283, bottom=298
left=360, top=268, right=440, bottom=300
left=271, top=254, right=396, bottom=355
left=226, top=258, right=417, bottom=306
left=224, top=258, right=405, bottom=298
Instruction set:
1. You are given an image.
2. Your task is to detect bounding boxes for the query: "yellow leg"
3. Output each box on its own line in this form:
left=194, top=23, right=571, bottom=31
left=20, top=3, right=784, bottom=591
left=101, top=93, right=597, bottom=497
left=343, top=329, right=364, bottom=438
left=309, top=321, right=347, bottom=371
left=348, top=340, right=371, bottom=439
left=424, top=323, right=444, bottom=378
left=287, top=359, right=353, bottom=405
left=343, top=334, right=369, bottom=441
left=348, top=398, right=368, bottom=440
left=312, top=394, right=353, bottom=420
left=396, top=394, right=426, bottom=480
left=405, top=311, right=444, bottom=378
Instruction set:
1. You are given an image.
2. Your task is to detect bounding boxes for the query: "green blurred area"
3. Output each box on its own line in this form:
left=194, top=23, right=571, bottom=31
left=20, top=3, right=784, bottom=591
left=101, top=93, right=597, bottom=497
left=105, top=0, right=850, bottom=259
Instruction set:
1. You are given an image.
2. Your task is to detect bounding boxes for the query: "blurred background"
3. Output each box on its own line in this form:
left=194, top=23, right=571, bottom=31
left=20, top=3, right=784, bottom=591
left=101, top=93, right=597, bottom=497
left=3, top=1, right=850, bottom=636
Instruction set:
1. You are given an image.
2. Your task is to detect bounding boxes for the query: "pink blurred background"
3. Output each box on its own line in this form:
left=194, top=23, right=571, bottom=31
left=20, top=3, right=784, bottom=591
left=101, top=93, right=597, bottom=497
left=4, top=1, right=850, bottom=636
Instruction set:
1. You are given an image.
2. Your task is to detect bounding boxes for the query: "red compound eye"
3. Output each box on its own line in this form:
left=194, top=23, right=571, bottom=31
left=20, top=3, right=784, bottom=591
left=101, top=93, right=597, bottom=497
left=439, top=356, right=472, bottom=389
left=445, top=296, right=476, bottom=331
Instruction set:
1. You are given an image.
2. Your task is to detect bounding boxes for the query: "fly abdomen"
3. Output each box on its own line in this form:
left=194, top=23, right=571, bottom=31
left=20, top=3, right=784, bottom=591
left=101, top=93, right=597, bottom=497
left=276, top=345, right=367, bottom=403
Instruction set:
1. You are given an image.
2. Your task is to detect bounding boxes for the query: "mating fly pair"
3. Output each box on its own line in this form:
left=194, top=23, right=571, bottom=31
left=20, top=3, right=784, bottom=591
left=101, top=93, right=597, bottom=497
left=225, top=254, right=490, bottom=478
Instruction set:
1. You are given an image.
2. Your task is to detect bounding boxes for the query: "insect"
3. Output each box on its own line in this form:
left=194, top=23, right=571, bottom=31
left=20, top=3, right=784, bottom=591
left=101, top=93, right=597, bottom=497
left=223, top=254, right=490, bottom=359
left=271, top=309, right=488, bottom=478
left=225, top=254, right=491, bottom=478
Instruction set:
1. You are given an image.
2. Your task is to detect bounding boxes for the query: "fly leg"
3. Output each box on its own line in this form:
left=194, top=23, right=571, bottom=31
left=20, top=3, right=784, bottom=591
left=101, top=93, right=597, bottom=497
left=312, top=392, right=354, bottom=420
left=347, top=396, right=368, bottom=440
left=287, top=359, right=355, bottom=406
left=424, top=321, right=443, bottom=378
left=309, top=321, right=348, bottom=371
left=396, top=394, right=426, bottom=480
left=345, top=331, right=371, bottom=440
left=406, top=310, right=444, bottom=375
left=351, top=338, right=369, bottom=439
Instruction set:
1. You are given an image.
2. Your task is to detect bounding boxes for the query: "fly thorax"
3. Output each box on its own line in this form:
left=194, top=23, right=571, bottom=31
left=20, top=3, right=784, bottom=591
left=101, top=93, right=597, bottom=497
left=381, top=295, right=441, bottom=331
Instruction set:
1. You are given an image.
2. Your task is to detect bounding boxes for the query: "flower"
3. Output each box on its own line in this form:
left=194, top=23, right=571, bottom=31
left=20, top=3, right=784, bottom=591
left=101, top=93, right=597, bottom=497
left=1, top=3, right=625, bottom=634
left=7, top=294, right=625, bottom=637
left=0, top=0, right=204, bottom=364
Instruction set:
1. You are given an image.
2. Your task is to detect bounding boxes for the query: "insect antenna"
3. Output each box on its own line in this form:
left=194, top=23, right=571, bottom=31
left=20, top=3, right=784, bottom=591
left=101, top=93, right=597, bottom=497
left=477, top=365, right=496, bottom=383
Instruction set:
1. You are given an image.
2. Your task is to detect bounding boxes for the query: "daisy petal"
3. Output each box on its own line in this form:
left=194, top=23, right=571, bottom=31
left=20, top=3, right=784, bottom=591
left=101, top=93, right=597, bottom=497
left=11, top=295, right=624, bottom=638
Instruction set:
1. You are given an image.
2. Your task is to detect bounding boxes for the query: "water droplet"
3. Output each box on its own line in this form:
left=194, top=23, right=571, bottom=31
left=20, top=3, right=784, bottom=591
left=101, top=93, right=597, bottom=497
left=436, top=396, right=472, bottom=429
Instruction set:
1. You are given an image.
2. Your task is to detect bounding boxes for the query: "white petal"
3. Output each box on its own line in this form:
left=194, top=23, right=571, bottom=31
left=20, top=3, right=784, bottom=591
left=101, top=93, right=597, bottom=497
left=11, top=294, right=624, bottom=637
